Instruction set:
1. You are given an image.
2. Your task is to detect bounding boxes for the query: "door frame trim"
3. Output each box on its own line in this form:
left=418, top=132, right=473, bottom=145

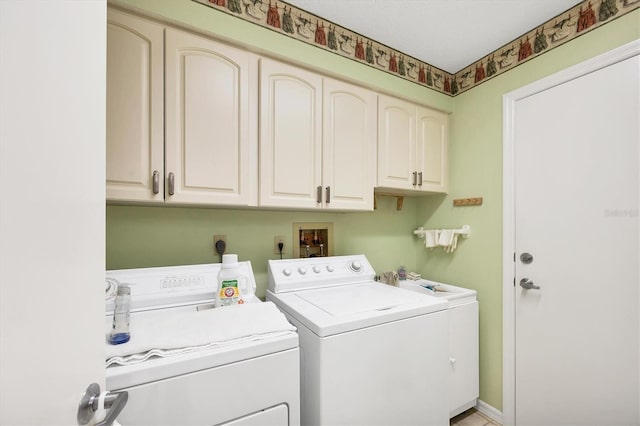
left=501, top=39, right=639, bottom=425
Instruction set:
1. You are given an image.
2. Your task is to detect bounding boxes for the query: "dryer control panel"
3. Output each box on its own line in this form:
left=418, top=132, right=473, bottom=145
left=105, top=262, right=257, bottom=313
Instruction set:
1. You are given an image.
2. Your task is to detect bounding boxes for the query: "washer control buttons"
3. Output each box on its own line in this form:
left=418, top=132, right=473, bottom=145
left=298, top=267, right=307, bottom=275
left=283, top=268, right=291, bottom=277
left=350, top=261, right=362, bottom=272
left=326, top=265, right=334, bottom=272
left=313, top=266, right=321, bottom=274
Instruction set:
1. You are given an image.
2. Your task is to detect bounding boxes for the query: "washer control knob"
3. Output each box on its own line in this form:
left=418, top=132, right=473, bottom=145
left=313, top=266, right=321, bottom=274
left=283, top=268, right=291, bottom=277
left=326, top=265, right=334, bottom=272
left=298, top=267, right=307, bottom=275
left=350, top=261, right=362, bottom=272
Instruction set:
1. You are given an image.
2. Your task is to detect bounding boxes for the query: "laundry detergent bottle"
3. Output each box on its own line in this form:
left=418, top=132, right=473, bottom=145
left=215, top=254, right=255, bottom=307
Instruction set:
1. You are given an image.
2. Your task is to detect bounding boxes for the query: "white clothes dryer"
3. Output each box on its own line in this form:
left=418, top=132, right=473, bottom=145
left=105, top=262, right=300, bottom=425
left=266, top=255, right=449, bottom=426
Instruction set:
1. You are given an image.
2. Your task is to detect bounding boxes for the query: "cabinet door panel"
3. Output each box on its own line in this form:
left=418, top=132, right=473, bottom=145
left=323, top=78, right=376, bottom=210
left=165, top=28, right=253, bottom=205
left=182, top=54, right=238, bottom=190
left=106, top=10, right=163, bottom=202
left=260, top=59, right=322, bottom=208
left=417, top=107, right=448, bottom=193
left=448, top=302, right=479, bottom=416
left=377, top=95, right=415, bottom=190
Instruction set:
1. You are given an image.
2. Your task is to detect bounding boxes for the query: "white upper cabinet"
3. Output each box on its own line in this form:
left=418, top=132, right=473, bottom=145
left=323, top=78, right=377, bottom=210
left=165, top=28, right=256, bottom=206
left=259, top=58, right=377, bottom=210
left=106, top=9, right=164, bottom=203
left=259, top=58, right=323, bottom=209
left=416, top=106, right=449, bottom=193
left=377, top=95, right=448, bottom=193
left=107, top=9, right=444, bottom=209
left=377, top=96, right=416, bottom=191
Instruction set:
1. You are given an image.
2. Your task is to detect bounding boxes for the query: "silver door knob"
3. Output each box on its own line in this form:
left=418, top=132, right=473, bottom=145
left=78, top=383, right=128, bottom=426
left=520, top=252, right=534, bottom=264
left=520, top=278, right=540, bottom=290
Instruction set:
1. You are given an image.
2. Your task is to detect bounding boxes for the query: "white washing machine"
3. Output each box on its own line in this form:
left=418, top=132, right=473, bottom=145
left=266, top=255, right=449, bottom=426
left=105, top=262, right=300, bottom=425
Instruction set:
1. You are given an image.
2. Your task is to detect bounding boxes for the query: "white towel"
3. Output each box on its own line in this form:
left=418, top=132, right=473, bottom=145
left=437, top=229, right=463, bottom=253
left=106, top=301, right=296, bottom=367
left=438, top=229, right=453, bottom=248
left=424, top=230, right=439, bottom=248
left=451, top=233, right=459, bottom=252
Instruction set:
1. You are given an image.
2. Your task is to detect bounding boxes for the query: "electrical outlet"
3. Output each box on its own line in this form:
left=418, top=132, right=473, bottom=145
left=274, top=235, right=285, bottom=254
left=214, top=234, right=227, bottom=246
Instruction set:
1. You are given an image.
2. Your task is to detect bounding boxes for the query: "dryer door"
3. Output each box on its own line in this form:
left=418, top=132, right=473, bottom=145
left=223, top=404, right=288, bottom=425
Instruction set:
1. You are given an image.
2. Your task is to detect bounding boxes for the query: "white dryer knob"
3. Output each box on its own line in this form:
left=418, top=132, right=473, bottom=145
left=313, top=266, right=321, bottom=273
left=326, top=265, right=334, bottom=272
left=298, top=267, right=307, bottom=275
left=350, top=261, right=362, bottom=272
left=283, top=269, right=292, bottom=277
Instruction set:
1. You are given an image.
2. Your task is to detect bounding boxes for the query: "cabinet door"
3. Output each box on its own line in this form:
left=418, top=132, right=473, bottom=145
left=165, top=28, right=255, bottom=206
left=416, top=106, right=449, bottom=193
left=106, top=10, right=164, bottom=202
left=377, top=95, right=416, bottom=190
left=448, top=301, right=479, bottom=417
left=259, top=58, right=322, bottom=209
left=323, top=78, right=377, bottom=211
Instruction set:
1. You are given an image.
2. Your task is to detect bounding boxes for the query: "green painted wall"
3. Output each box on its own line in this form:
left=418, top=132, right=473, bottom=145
left=107, top=197, right=420, bottom=300
left=416, top=11, right=640, bottom=410
left=106, top=0, right=640, bottom=412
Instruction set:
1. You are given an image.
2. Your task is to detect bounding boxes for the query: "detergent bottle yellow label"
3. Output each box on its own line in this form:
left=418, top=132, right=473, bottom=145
left=218, top=279, right=244, bottom=306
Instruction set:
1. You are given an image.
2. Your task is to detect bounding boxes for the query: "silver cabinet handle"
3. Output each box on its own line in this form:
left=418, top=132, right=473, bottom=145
left=325, top=186, right=331, bottom=204
left=317, top=185, right=322, bottom=203
left=78, top=383, right=128, bottom=426
left=418, top=171, right=423, bottom=187
left=168, top=172, right=175, bottom=196
left=412, top=171, right=417, bottom=186
left=152, top=170, right=160, bottom=194
left=520, top=278, right=540, bottom=290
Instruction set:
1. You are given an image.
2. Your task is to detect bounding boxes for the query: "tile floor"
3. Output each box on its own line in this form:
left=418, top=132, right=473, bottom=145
left=450, top=408, right=501, bottom=426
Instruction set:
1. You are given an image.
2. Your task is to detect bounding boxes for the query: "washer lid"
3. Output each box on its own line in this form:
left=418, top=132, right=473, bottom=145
left=268, top=282, right=447, bottom=337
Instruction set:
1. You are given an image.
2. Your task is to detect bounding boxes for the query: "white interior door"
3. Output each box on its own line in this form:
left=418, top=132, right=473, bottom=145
left=508, top=50, right=639, bottom=424
left=0, top=2, right=107, bottom=424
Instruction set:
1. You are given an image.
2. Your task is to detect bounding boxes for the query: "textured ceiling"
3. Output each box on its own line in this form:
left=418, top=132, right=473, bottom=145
left=285, top=0, right=584, bottom=73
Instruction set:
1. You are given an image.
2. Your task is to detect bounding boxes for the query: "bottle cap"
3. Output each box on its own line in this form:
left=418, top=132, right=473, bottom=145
left=117, top=285, right=130, bottom=295
left=221, top=254, right=239, bottom=268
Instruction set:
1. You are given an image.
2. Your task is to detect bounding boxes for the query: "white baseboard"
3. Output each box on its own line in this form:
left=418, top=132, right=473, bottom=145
left=476, top=400, right=503, bottom=424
